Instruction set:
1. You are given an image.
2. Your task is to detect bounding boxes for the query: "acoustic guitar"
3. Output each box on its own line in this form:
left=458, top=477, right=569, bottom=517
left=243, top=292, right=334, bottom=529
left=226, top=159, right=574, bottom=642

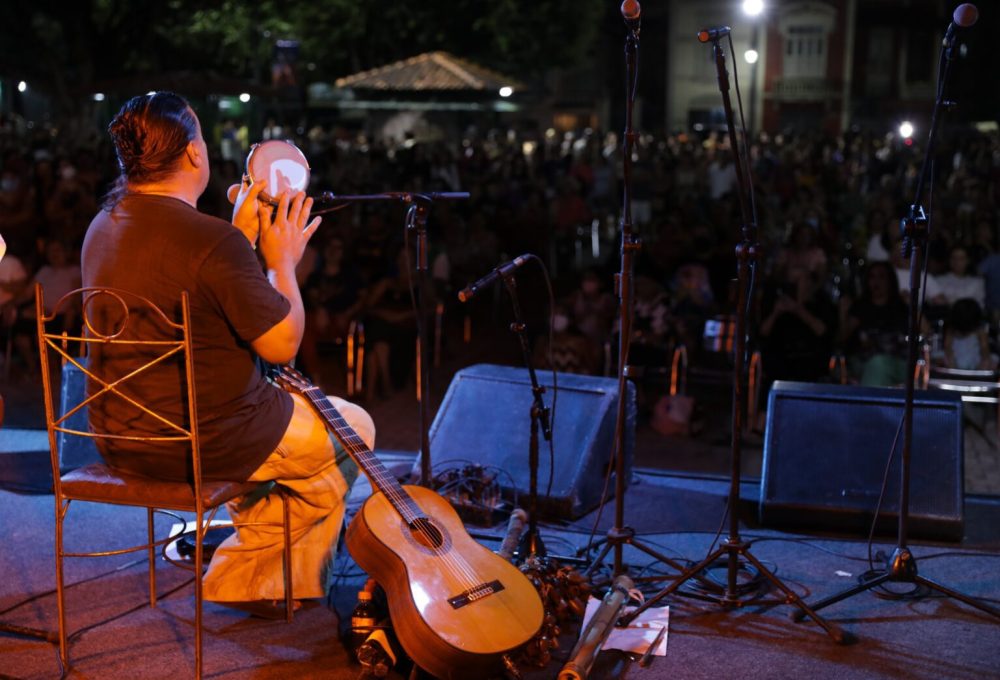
left=272, top=365, right=544, bottom=679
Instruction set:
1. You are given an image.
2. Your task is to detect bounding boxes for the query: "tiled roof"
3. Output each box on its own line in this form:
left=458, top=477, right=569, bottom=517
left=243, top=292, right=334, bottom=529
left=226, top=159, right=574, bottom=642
left=335, top=51, right=521, bottom=91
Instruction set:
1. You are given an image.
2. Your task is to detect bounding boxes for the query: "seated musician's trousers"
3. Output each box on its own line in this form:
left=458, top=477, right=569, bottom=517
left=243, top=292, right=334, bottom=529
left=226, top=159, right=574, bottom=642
left=203, top=392, right=373, bottom=602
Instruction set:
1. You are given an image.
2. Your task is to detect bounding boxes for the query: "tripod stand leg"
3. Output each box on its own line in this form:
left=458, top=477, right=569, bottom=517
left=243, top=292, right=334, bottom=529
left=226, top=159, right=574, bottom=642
left=738, top=549, right=846, bottom=643
left=915, top=575, right=1000, bottom=619
left=624, top=536, right=689, bottom=575
left=620, top=545, right=729, bottom=624
left=582, top=540, right=615, bottom=580
left=790, top=570, right=893, bottom=622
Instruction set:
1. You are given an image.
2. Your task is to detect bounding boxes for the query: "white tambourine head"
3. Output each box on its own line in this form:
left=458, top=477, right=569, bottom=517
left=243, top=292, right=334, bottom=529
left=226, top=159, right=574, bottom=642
left=246, top=140, right=311, bottom=204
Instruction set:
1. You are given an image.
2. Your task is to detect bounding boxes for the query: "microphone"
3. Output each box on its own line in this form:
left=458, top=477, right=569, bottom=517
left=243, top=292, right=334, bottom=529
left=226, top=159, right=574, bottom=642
left=943, top=3, right=978, bottom=46
left=697, top=26, right=732, bottom=43
left=496, top=508, right=528, bottom=562
left=457, top=254, right=531, bottom=303
left=621, top=0, right=641, bottom=33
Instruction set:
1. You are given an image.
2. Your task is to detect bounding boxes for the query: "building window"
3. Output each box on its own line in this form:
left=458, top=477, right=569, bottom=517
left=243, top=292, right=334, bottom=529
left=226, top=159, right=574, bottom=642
left=905, top=29, right=934, bottom=84
left=866, top=28, right=893, bottom=96
left=783, top=25, right=827, bottom=78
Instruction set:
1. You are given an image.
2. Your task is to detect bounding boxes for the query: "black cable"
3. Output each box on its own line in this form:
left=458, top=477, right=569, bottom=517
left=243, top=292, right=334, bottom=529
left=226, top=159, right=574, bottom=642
left=523, top=253, right=559, bottom=501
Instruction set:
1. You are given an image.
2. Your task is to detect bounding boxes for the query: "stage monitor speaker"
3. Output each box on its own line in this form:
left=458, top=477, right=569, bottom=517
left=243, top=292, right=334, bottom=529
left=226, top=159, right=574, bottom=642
left=760, top=381, right=964, bottom=541
left=417, top=363, right=636, bottom=520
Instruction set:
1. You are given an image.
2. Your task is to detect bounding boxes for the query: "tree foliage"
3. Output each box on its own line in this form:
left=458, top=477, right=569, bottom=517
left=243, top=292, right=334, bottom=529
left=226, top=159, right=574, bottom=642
left=0, top=0, right=606, bottom=114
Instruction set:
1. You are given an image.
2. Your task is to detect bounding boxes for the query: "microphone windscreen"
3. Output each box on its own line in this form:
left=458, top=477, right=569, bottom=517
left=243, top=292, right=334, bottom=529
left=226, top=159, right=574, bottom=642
left=621, top=0, right=641, bottom=20
left=953, top=3, right=978, bottom=28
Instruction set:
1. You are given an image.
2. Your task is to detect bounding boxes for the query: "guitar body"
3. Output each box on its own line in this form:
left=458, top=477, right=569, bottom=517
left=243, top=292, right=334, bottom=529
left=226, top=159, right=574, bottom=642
left=346, top=485, right=544, bottom=679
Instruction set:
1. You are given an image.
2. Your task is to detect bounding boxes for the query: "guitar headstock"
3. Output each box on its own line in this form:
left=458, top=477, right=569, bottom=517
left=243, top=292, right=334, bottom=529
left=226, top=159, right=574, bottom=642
left=270, top=364, right=313, bottom=394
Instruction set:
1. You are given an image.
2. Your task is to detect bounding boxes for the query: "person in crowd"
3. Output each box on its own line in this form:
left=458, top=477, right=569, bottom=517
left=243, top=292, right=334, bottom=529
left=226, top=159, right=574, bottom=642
left=568, top=268, right=616, bottom=349
left=941, top=298, right=995, bottom=371
left=297, top=234, right=366, bottom=389
left=978, top=241, right=1000, bottom=327
left=889, top=235, right=948, bottom=314
left=0, top=232, right=28, bottom=373
left=772, top=221, right=828, bottom=288
left=81, top=92, right=374, bottom=616
left=842, top=261, right=910, bottom=386
left=0, top=159, right=36, bottom=253
left=863, top=208, right=893, bottom=263
left=937, top=244, right=986, bottom=308
left=362, top=245, right=424, bottom=401
left=43, top=158, right=97, bottom=247
left=666, top=261, right=715, bottom=354
left=11, top=238, right=82, bottom=373
left=532, top=302, right=602, bottom=376
left=759, top=269, right=838, bottom=388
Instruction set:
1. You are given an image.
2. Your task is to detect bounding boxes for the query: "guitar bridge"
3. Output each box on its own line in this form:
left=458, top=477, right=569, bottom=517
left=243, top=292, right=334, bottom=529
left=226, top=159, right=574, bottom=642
left=447, top=579, right=505, bottom=609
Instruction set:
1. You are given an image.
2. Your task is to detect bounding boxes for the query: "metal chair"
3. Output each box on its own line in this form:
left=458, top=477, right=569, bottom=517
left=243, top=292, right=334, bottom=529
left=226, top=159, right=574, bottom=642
left=919, top=362, right=1000, bottom=441
left=36, top=284, right=294, bottom=679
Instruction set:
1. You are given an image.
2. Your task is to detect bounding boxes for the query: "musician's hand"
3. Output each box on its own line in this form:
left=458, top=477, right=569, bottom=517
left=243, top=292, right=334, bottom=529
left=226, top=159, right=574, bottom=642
left=258, top=190, right=321, bottom=271
left=230, top=177, right=268, bottom=246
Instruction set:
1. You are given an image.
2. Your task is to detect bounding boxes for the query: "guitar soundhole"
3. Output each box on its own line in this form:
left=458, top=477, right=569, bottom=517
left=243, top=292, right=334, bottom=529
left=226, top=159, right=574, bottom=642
left=409, top=517, right=445, bottom=551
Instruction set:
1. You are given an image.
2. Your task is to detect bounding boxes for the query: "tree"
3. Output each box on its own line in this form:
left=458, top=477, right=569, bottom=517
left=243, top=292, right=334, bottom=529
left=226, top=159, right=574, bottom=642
left=0, top=0, right=606, bottom=118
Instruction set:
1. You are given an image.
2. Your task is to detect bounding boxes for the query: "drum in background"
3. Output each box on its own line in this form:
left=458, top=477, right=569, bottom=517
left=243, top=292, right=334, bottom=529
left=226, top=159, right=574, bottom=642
left=245, top=140, right=310, bottom=204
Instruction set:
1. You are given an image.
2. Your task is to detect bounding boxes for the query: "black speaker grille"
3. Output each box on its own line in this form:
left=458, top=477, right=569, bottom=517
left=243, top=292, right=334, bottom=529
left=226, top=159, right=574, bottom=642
left=423, top=364, right=636, bottom=520
left=760, top=381, right=964, bottom=540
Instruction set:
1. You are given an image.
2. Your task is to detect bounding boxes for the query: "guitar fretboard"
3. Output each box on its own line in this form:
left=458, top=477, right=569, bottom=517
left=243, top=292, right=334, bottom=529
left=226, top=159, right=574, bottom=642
left=298, top=383, right=425, bottom=525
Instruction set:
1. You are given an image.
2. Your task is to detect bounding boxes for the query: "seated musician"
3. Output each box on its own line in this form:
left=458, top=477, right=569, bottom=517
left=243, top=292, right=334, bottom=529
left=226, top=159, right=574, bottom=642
left=81, top=91, right=374, bottom=616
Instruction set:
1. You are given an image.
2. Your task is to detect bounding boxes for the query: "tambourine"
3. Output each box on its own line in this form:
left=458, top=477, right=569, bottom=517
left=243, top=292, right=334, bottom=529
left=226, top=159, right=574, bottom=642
left=245, top=140, right=311, bottom=205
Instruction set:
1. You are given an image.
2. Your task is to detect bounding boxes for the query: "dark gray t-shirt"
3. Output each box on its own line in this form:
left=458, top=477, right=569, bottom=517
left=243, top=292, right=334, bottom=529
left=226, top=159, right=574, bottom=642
left=81, top=193, right=293, bottom=482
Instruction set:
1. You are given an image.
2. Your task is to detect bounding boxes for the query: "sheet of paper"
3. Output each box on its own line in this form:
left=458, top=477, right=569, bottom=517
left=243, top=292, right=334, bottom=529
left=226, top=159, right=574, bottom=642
left=580, top=596, right=669, bottom=657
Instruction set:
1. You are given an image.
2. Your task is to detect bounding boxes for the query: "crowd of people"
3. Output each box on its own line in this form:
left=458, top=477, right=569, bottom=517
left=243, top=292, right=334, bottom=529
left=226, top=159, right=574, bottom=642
left=2, top=108, right=999, bottom=415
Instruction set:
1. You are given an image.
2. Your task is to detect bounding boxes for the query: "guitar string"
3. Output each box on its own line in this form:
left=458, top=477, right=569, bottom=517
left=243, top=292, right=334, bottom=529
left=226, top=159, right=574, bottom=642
left=304, top=384, right=482, bottom=589
left=321, top=403, right=482, bottom=589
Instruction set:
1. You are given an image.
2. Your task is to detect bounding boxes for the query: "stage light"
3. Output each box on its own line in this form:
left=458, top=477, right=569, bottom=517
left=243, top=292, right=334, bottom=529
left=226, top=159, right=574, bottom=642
left=745, top=49, right=759, bottom=64
left=743, top=0, right=764, bottom=17
left=899, top=121, right=914, bottom=139
left=239, top=92, right=251, bottom=103
left=17, top=81, right=26, bottom=92
left=499, top=86, right=513, bottom=98
left=93, top=93, right=105, bottom=102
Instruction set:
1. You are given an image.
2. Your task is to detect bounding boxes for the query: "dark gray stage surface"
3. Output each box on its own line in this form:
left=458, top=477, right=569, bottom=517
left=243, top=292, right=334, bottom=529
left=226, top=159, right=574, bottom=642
left=2, top=456, right=1000, bottom=680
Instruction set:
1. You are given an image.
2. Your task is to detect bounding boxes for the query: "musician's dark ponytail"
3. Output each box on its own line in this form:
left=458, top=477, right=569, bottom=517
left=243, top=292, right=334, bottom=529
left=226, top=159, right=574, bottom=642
left=102, top=91, right=198, bottom=210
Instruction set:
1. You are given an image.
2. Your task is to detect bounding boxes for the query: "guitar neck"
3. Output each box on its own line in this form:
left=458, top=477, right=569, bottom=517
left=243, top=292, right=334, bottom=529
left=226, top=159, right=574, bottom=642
left=298, top=384, right=424, bottom=523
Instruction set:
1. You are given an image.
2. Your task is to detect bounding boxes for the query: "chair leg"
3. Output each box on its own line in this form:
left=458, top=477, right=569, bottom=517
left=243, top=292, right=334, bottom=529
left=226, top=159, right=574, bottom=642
left=147, top=507, right=157, bottom=607
left=195, top=510, right=204, bottom=680
left=282, top=490, right=294, bottom=622
left=54, top=498, right=69, bottom=670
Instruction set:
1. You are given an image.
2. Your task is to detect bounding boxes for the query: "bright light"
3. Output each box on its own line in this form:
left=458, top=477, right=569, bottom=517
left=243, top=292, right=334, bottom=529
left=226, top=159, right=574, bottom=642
left=744, top=49, right=759, bottom=64
left=147, top=91, right=157, bottom=96
left=239, top=92, right=251, bottom=103
left=499, top=86, right=513, bottom=98
left=899, top=121, right=915, bottom=139
left=93, top=93, right=105, bottom=102
left=17, top=81, right=26, bottom=93
left=742, top=0, right=764, bottom=17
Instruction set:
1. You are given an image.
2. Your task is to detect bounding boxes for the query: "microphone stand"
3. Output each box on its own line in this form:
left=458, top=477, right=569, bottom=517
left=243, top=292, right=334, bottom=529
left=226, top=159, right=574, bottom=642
left=581, top=15, right=690, bottom=583
left=618, top=36, right=844, bottom=643
left=498, top=272, right=551, bottom=558
left=791, top=24, right=1000, bottom=624
left=315, top=190, right=470, bottom=486
left=405, top=196, right=433, bottom=486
